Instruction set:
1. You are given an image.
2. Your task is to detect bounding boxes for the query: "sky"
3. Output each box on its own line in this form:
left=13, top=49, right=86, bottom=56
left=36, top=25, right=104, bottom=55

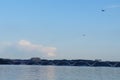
left=0, top=0, right=120, bottom=61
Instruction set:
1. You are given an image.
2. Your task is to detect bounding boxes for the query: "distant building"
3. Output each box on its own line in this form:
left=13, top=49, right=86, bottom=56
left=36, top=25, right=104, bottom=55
left=30, top=57, right=41, bottom=63
left=95, top=59, right=102, bottom=62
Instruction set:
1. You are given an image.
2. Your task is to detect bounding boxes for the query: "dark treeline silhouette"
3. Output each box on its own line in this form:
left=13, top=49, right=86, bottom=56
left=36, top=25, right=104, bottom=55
left=0, top=57, right=120, bottom=67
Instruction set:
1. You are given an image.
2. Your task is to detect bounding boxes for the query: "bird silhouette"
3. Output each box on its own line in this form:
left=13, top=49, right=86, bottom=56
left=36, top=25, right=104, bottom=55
left=101, top=9, right=105, bottom=12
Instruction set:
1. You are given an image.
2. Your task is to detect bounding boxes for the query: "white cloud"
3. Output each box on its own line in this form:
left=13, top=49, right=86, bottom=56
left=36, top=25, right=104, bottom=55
left=18, top=40, right=57, bottom=57
left=19, top=40, right=31, bottom=46
left=41, top=47, right=56, bottom=57
left=0, top=40, right=57, bottom=58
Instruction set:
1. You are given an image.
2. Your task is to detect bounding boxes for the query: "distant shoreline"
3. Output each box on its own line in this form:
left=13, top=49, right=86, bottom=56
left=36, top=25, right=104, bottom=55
left=0, top=58, right=120, bottom=67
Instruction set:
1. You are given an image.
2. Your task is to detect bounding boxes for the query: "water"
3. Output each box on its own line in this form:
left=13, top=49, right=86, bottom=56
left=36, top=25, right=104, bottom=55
left=0, top=65, right=120, bottom=80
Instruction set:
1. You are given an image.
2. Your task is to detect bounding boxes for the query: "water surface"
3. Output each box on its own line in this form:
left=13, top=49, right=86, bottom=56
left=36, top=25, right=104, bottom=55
left=0, top=65, right=120, bottom=80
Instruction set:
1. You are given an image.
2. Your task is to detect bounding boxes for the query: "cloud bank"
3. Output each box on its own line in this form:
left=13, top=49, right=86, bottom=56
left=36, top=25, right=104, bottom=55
left=0, top=40, right=57, bottom=58
left=18, top=40, right=56, bottom=57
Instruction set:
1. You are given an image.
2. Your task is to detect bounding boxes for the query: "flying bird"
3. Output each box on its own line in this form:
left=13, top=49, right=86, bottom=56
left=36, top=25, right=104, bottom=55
left=101, top=9, right=105, bottom=12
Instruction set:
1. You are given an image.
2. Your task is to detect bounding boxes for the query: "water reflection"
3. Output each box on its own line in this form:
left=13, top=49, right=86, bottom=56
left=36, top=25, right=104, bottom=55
left=0, top=65, right=120, bottom=80
left=46, top=66, right=55, bottom=80
left=18, top=65, right=56, bottom=80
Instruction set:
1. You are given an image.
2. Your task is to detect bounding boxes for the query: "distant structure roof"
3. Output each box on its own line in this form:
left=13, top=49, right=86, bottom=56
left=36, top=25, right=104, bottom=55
left=30, top=57, right=41, bottom=63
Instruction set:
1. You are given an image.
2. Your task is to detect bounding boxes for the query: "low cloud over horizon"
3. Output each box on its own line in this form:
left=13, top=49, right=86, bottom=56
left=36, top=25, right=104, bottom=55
left=0, top=40, right=57, bottom=59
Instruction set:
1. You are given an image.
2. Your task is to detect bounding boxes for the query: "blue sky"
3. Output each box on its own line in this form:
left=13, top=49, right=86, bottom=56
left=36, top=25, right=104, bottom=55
left=0, top=0, right=120, bottom=61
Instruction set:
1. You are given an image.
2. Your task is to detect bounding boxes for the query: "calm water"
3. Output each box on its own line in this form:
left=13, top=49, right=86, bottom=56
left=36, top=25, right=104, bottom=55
left=0, top=65, right=120, bottom=80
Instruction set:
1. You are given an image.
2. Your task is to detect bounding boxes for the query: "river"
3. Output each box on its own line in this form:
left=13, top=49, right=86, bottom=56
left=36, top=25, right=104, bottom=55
left=0, top=65, right=120, bottom=80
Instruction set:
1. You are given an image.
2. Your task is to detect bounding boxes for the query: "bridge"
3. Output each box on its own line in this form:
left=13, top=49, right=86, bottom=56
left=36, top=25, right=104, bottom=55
left=1, top=58, right=120, bottom=67
left=39, top=60, right=120, bottom=67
